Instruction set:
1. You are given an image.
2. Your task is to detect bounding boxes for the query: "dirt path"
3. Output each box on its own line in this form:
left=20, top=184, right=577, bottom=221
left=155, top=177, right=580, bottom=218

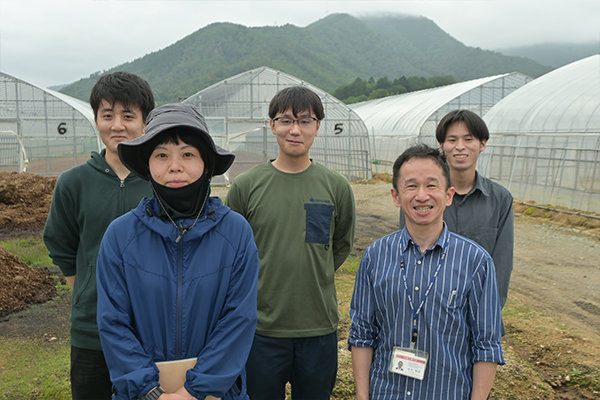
left=511, top=219, right=600, bottom=340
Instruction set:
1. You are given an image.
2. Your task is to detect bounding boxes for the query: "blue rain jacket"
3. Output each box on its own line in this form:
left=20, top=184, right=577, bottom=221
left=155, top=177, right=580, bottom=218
left=97, top=196, right=258, bottom=400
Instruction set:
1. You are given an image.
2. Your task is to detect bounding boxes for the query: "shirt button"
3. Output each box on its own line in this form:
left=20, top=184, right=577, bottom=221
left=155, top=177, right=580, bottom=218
left=417, top=260, right=422, bottom=265
left=415, top=286, right=420, bottom=291
left=407, top=391, right=412, bottom=396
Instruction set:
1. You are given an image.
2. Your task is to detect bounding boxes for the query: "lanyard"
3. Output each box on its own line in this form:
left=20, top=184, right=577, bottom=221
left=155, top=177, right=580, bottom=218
left=400, top=238, right=449, bottom=348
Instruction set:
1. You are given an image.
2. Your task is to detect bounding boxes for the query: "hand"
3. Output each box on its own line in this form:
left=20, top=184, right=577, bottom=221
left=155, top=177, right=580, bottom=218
left=159, top=386, right=197, bottom=400
left=159, top=395, right=186, bottom=400
left=470, top=361, right=497, bottom=400
left=159, top=393, right=197, bottom=400
left=65, top=275, right=75, bottom=289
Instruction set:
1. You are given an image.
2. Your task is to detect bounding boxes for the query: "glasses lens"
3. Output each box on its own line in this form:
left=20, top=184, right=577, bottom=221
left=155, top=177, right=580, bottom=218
left=274, top=117, right=316, bottom=128
left=299, top=118, right=316, bottom=127
left=276, top=118, right=293, bottom=126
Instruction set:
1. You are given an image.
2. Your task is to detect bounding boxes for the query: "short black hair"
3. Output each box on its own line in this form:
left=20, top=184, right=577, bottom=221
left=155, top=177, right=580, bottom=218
left=436, top=109, right=489, bottom=143
left=141, top=128, right=214, bottom=178
left=268, top=86, right=325, bottom=120
left=90, top=71, right=155, bottom=121
left=392, top=144, right=451, bottom=191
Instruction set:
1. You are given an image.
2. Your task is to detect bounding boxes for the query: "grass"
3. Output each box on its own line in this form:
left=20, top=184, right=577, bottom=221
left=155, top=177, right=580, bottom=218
left=0, top=237, right=53, bottom=268
left=501, top=298, right=533, bottom=319
left=332, top=257, right=360, bottom=399
left=0, top=337, right=70, bottom=399
left=1, top=237, right=71, bottom=399
left=568, top=366, right=600, bottom=391
left=337, top=256, right=360, bottom=275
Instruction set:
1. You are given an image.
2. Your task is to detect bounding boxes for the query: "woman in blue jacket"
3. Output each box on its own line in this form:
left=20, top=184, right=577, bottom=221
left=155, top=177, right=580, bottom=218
left=96, top=103, right=259, bottom=400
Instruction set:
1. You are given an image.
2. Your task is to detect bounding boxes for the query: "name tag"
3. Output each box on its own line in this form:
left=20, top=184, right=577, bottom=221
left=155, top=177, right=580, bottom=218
left=389, top=346, right=429, bottom=380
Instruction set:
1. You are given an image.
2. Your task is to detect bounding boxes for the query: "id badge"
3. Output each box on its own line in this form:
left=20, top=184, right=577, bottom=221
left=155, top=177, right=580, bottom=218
left=389, top=346, right=429, bottom=380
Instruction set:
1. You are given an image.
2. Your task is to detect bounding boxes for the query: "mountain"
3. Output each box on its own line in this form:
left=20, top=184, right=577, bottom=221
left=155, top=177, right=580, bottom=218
left=48, top=83, right=67, bottom=91
left=496, top=42, right=599, bottom=68
left=60, top=13, right=551, bottom=105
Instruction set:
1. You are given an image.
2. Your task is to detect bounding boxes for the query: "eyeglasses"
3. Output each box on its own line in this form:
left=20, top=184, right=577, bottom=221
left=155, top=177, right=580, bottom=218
left=272, top=117, right=318, bottom=128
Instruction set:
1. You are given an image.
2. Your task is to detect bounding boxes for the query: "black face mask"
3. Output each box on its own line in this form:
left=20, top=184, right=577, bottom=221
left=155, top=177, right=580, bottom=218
left=150, top=172, right=211, bottom=221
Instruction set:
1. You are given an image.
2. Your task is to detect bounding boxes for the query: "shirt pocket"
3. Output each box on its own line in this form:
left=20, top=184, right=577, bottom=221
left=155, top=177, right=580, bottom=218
left=441, top=287, right=464, bottom=337
left=304, top=203, right=334, bottom=244
left=442, top=286, right=467, bottom=317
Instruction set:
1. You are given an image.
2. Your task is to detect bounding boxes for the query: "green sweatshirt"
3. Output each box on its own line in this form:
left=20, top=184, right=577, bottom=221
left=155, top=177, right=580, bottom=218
left=226, top=162, right=355, bottom=337
left=43, top=150, right=152, bottom=350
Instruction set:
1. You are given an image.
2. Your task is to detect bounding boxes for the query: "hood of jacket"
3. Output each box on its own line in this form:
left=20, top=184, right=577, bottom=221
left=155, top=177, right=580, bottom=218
left=87, top=149, right=141, bottom=182
left=88, top=149, right=111, bottom=173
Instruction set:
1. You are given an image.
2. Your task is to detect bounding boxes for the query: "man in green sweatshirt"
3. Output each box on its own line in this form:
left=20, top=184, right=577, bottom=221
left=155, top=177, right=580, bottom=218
left=43, top=72, right=154, bottom=400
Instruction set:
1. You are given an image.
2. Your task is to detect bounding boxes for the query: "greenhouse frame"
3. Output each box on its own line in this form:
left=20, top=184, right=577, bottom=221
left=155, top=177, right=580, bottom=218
left=350, top=72, right=532, bottom=173
left=483, top=55, right=600, bottom=214
left=183, top=66, right=371, bottom=184
left=0, top=71, right=99, bottom=175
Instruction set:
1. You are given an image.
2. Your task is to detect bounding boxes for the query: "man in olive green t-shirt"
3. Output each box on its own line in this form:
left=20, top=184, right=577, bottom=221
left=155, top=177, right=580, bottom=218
left=226, top=86, right=355, bottom=400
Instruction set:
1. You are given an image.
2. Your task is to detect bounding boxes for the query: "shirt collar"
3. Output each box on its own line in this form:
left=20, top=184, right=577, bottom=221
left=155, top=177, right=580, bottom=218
left=471, top=171, right=489, bottom=196
left=461, top=171, right=489, bottom=198
left=399, top=224, right=450, bottom=254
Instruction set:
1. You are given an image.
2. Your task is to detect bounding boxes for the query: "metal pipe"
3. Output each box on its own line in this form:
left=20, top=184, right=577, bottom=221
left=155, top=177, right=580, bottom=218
left=514, top=200, right=600, bottom=220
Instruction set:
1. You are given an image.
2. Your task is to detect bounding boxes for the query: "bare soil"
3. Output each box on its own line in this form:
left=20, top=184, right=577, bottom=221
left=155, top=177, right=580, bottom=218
left=0, top=172, right=57, bottom=318
left=0, top=246, right=56, bottom=318
left=0, top=172, right=599, bottom=398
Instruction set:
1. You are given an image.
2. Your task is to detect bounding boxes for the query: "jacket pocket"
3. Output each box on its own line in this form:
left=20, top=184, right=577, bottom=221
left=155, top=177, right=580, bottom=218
left=72, top=263, right=95, bottom=306
left=304, top=203, right=334, bottom=244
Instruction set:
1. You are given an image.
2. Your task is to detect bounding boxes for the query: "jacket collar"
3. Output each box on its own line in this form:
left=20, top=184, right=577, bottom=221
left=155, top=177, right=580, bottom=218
left=132, top=196, right=228, bottom=242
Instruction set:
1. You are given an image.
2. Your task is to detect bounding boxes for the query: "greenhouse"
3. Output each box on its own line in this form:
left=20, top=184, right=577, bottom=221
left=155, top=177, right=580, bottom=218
left=183, top=66, right=371, bottom=184
left=349, top=72, right=531, bottom=173
left=483, top=55, right=600, bottom=214
left=0, top=71, right=99, bottom=175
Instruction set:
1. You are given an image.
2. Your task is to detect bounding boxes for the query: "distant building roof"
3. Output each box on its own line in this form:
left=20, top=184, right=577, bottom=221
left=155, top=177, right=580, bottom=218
left=350, top=72, right=531, bottom=138
left=183, top=66, right=371, bottom=181
left=0, top=71, right=99, bottom=175
left=0, top=71, right=95, bottom=124
left=485, top=55, right=600, bottom=134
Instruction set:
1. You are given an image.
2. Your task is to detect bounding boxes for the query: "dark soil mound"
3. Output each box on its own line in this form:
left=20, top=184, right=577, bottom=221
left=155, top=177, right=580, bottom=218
left=0, top=172, right=57, bottom=317
left=0, top=246, right=57, bottom=318
left=0, top=172, right=56, bottom=238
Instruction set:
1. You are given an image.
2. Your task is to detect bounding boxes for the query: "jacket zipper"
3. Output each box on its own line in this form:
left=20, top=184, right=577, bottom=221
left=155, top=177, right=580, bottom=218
left=176, top=238, right=183, bottom=359
left=118, top=178, right=125, bottom=210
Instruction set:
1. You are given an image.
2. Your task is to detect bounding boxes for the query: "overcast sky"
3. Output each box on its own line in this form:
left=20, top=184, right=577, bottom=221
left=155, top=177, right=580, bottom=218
left=0, top=0, right=598, bottom=87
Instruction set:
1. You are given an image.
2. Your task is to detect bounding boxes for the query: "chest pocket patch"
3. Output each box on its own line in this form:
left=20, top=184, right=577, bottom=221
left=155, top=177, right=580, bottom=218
left=304, top=203, right=334, bottom=244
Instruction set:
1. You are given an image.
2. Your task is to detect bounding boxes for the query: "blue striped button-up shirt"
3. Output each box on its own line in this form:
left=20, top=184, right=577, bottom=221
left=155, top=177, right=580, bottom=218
left=349, top=226, right=504, bottom=399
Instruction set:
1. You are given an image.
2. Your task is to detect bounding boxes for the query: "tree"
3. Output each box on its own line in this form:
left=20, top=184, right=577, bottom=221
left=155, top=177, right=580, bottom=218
left=428, top=75, right=456, bottom=87
left=369, top=88, right=391, bottom=99
left=374, top=77, right=392, bottom=90
left=334, top=74, right=457, bottom=104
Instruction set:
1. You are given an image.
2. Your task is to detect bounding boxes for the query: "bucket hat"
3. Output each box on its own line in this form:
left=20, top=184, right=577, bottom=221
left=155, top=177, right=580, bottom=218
left=118, top=103, right=235, bottom=180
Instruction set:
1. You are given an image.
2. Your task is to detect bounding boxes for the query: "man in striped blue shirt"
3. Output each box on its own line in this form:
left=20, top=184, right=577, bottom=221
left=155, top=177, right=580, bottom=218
left=349, top=144, right=504, bottom=400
